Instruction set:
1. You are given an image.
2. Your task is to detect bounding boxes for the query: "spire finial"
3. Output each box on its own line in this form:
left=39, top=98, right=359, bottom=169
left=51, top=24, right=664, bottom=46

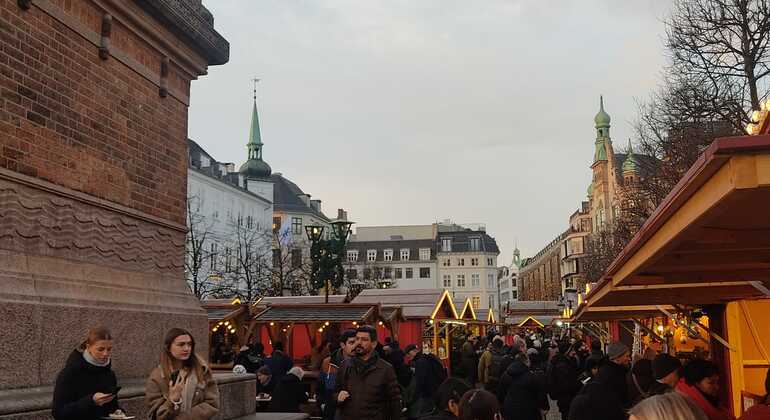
left=600, top=95, right=604, bottom=111
left=251, top=77, right=260, bottom=104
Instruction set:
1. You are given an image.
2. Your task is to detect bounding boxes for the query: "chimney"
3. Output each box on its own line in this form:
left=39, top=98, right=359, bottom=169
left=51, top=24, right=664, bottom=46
left=337, top=208, right=347, bottom=220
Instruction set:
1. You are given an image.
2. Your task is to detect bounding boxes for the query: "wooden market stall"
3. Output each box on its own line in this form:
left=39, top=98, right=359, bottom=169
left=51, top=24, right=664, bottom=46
left=201, top=298, right=250, bottom=368
left=353, top=288, right=461, bottom=369
left=455, top=298, right=483, bottom=336
left=573, top=134, right=770, bottom=417
left=504, top=300, right=560, bottom=335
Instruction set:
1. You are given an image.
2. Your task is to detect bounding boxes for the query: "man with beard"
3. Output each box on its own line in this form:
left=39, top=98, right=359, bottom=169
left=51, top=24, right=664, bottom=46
left=335, top=325, right=402, bottom=420
left=318, top=330, right=357, bottom=420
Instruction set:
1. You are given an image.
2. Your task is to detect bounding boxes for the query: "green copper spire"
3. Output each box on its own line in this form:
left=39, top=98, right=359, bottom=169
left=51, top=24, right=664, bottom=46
left=239, top=79, right=272, bottom=179
left=593, top=95, right=610, bottom=163
left=622, top=140, right=639, bottom=174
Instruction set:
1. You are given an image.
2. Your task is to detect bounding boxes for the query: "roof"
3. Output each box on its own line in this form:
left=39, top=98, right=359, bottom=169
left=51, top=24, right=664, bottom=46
left=507, top=315, right=556, bottom=327
left=346, top=239, right=436, bottom=262
left=202, top=305, right=246, bottom=322
left=435, top=230, right=500, bottom=254
left=353, top=288, right=458, bottom=319
left=252, top=304, right=376, bottom=322
left=255, top=295, right=349, bottom=306
left=270, top=173, right=329, bottom=220
left=506, top=300, right=560, bottom=315
left=612, top=152, right=658, bottom=183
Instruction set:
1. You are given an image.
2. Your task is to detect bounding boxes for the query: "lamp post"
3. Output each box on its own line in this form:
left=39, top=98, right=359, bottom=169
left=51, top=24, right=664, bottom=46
left=305, top=219, right=354, bottom=303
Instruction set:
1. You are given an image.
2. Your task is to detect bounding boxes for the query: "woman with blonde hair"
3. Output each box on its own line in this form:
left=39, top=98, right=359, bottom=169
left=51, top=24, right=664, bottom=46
left=146, top=328, right=219, bottom=420
left=629, top=392, right=708, bottom=420
left=53, top=326, right=125, bottom=420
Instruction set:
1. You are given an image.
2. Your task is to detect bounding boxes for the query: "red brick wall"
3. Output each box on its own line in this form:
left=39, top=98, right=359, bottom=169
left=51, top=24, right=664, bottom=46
left=0, top=1, right=190, bottom=225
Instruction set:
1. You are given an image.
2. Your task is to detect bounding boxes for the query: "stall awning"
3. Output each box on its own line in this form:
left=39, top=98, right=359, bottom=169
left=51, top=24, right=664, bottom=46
left=252, top=304, right=377, bottom=323
left=575, top=135, right=770, bottom=319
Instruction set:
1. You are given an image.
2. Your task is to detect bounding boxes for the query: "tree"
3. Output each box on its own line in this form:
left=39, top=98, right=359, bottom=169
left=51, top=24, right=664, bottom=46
left=270, top=229, right=315, bottom=297
left=184, top=195, right=221, bottom=299
left=341, top=259, right=394, bottom=300
left=224, top=215, right=273, bottom=303
left=666, top=0, right=770, bottom=131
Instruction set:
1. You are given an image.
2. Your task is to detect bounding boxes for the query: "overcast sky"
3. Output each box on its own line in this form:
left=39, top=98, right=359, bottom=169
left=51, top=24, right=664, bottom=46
left=189, top=0, right=672, bottom=262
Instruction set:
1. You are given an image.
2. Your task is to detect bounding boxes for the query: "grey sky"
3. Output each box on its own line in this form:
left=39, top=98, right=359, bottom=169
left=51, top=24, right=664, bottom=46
left=189, top=0, right=672, bottom=262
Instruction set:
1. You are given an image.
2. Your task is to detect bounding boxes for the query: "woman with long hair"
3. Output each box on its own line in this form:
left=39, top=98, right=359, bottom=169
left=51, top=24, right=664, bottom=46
left=629, top=392, right=708, bottom=420
left=53, top=326, right=124, bottom=420
left=458, top=389, right=502, bottom=420
left=146, top=328, right=219, bottom=420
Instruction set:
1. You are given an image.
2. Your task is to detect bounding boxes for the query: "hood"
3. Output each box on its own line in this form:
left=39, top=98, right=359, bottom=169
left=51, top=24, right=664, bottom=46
left=65, top=349, right=112, bottom=372
left=505, top=360, right=529, bottom=377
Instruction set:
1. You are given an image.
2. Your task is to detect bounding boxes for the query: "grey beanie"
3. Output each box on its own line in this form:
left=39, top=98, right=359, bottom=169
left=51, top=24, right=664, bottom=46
left=606, top=342, right=630, bottom=360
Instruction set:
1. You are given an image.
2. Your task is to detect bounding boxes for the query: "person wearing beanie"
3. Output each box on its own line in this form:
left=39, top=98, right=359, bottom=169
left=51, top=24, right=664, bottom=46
left=648, top=353, right=682, bottom=397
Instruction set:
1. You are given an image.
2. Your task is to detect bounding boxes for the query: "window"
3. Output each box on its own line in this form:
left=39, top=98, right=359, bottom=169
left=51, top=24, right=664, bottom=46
left=458, top=258, right=465, bottom=266
left=395, top=268, right=403, bottom=279
left=384, top=249, right=393, bottom=261
left=469, top=238, right=480, bottom=251
left=209, top=243, right=218, bottom=270
left=472, top=296, right=480, bottom=309
left=273, top=217, right=281, bottom=233
left=471, top=258, right=479, bottom=266
left=291, top=249, right=302, bottom=268
left=224, top=247, right=232, bottom=272
left=419, top=267, right=431, bottom=278
left=419, top=248, right=431, bottom=261
left=346, top=269, right=358, bottom=279
left=471, top=273, right=480, bottom=287
left=291, top=217, right=302, bottom=235
left=488, top=294, right=495, bottom=309
left=457, top=274, right=466, bottom=287
left=400, top=249, right=410, bottom=260
left=246, top=215, right=253, bottom=229
left=364, top=268, right=372, bottom=280
left=487, top=257, right=494, bottom=266
left=384, top=267, right=392, bottom=278
left=405, top=268, right=414, bottom=279
left=272, top=248, right=280, bottom=267
left=443, top=274, right=451, bottom=287
left=488, top=273, right=495, bottom=288
left=442, top=258, right=451, bottom=267
left=347, top=250, right=359, bottom=262
left=367, top=250, right=377, bottom=262
left=512, top=290, right=518, bottom=300
left=441, top=237, right=452, bottom=252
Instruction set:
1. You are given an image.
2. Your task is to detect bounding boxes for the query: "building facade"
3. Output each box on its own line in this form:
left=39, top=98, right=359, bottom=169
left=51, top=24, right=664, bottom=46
left=518, top=231, right=567, bottom=301
left=498, top=248, right=522, bottom=312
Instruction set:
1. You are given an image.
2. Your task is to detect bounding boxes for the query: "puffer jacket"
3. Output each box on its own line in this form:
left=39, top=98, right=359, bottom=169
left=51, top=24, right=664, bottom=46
left=145, top=358, right=219, bottom=420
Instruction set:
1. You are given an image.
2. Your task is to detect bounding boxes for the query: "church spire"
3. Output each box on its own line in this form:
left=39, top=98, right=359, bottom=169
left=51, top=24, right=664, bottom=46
left=593, top=95, right=610, bottom=163
left=239, top=79, right=272, bottom=179
left=622, top=139, right=639, bottom=174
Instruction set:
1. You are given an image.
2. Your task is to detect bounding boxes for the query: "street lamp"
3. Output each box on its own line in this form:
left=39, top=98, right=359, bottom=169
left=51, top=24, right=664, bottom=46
left=305, top=224, right=325, bottom=242
left=330, top=219, right=354, bottom=240
left=305, top=220, right=354, bottom=303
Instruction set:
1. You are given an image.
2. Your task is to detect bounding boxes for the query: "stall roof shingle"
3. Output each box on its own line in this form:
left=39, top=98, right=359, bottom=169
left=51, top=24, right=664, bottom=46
left=253, top=305, right=375, bottom=322
left=353, top=289, right=453, bottom=318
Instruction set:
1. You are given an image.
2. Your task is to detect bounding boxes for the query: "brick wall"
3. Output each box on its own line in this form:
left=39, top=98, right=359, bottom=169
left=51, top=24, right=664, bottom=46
left=0, top=0, right=192, bottom=225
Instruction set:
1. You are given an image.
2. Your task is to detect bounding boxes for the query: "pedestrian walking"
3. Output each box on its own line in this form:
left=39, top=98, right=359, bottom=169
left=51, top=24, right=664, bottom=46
left=421, top=378, right=472, bottom=420
left=461, top=335, right=479, bottom=385
left=628, top=392, right=708, bottom=420
left=497, top=353, right=549, bottom=420
left=478, top=337, right=508, bottom=391
left=408, top=343, right=447, bottom=418
left=335, top=325, right=402, bottom=420
left=458, top=389, right=502, bottom=420
left=269, top=367, right=309, bottom=412
left=318, top=329, right=357, bottom=420
left=737, top=368, right=769, bottom=420
left=676, top=359, right=733, bottom=420
left=648, top=353, right=681, bottom=396
left=546, top=343, right=582, bottom=417
left=146, top=328, right=219, bottom=420
left=567, top=341, right=631, bottom=420
left=52, top=327, right=124, bottom=420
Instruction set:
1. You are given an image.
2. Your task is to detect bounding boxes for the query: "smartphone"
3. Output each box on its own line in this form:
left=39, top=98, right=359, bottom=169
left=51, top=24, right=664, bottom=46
left=112, top=386, right=122, bottom=396
left=170, top=370, right=180, bottom=384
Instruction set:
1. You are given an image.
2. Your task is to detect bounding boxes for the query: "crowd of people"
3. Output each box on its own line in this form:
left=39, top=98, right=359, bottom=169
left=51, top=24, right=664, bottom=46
left=52, top=325, right=770, bottom=420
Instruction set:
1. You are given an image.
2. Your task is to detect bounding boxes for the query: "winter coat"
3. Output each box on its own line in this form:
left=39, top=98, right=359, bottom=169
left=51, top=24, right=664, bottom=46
left=234, top=348, right=264, bottom=374
left=568, top=380, right=627, bottom=420
left=594, top=361, right=631, bottom=411
left=265, top=351, right=293, bottom=379
left=478, top=349, right=493, bottom=385
left=413, top=353, right=447, bottom=399
left=319, top=349, right=346, bottom=420
left=335, top=355, right=402, bottom=420
left=52, top=349, right=120, bottom=420
left=497, top=360, right=549, bottom=420
left=461, top=341, right=478, bottom=383
left=269, top=373, right=308, bottom=413
left=627, top=359, right=654, bottom=406
left=547, top=353, right=582, bottom=415
left=676, top=380, right=734, bottom=420
left=145, top=360, right=219, bottom=420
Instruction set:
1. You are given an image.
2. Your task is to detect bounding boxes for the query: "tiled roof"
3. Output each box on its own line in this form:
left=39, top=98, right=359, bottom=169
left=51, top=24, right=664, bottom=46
left=270, top=174, right=329, bottom=220
left=204, top=306, right=245, bottom=322
left=253, top=305, right=375, bottom=322
left=256, top=295, right=348, bottom=306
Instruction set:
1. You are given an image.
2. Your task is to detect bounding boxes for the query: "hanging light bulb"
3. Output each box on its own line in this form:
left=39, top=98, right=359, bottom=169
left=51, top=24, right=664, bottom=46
left=269, top=322, right=275, bottom=326
left=656, top=324, right=664, bottom=333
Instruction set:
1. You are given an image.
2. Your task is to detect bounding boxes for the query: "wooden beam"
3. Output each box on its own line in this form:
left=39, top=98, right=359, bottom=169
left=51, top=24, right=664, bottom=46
left=750, top=281, right=770, bottom=297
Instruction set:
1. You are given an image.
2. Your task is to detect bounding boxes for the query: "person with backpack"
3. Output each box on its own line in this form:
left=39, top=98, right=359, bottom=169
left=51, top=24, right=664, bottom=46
left=478, top=338, right=509, bottom=392
left=408, top=345, right=448, bottom=419
left=546, top=342, right=582, bottom=418
left=497, top=353, right=549, bottom=420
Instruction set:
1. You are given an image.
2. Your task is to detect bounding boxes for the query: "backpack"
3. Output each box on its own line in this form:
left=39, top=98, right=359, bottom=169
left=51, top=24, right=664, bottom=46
left=488, top=352, right=511, bottom=382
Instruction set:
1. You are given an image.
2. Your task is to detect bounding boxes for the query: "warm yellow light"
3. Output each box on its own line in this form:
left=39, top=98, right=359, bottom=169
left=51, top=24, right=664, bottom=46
left=269, top=322, right=275, bottom=326
left=218, top=322, right=224, bottom=326
left=318, top=328, right=323, bottom=332
left=657, top=325, right=664, bottom=333
left=352, top=321, right=358, bottom=326
left=224, top=321, right=230, bottom=326
left=324, top=321, right=330, bottom=326
left=752, top=110, right=762, bottom=123
left=378, top=321, right=383, bottom=326
left=429, top=319, right=434, bottom=324
left=211, top=328, right=217, bottom=332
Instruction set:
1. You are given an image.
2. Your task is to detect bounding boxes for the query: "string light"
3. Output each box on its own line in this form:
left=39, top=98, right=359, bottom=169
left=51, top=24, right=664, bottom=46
left=269, top=322, right=275, bottom=326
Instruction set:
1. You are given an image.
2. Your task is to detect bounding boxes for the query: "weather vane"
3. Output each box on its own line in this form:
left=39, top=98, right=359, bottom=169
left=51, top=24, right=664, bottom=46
left=251, top=77, right=260, bottom=101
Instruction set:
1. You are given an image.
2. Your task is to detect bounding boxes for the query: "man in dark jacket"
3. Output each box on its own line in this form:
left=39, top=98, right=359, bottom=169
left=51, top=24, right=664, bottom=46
left=568, top=341, right=631, bottom=420
left=648, top=353, right=682, bottom=396
left=269, top=367, right=308, bottom=412
left=421, top=378, right=472, bottom=420
left=410, top=347, right=448, bottom=418
left=547, top=343, right=582, bottom=417
left=497, top=353, right=549, bottom=420
left=336, top=325, right=402, bottom=420
left=264, top=341, right=293, bottom=380
left=461, top=335, right=478, bottom=385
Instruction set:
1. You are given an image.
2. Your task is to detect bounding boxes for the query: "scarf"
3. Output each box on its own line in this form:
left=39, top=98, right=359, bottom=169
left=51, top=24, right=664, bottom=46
left=180, top=370, right=199, bottom=413
left=351, top=351, right=379, bottom=375
left=83, top=350, right=110, bottom=367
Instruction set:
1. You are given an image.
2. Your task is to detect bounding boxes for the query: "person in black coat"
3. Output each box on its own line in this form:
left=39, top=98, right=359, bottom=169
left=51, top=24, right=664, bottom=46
left=421, top=378, right=472, bottom=420
left=268, top=367, right=308, bottom=412
left=568, top=341, right=631, bottom=420
left=546, top=344, right=582, bottom=417
left=52, top=327, right=122, bottom=420
left=497, top=354, right=549, bottom=420
left=409, top=350, right=447, bottom=418
left=264, top=342, right=293, bottom=380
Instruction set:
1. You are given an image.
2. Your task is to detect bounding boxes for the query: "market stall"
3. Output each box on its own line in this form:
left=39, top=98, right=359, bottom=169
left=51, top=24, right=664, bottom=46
left=573, top=134, right=770, bottom=417
left=201, top=298, right=250, bottom=368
